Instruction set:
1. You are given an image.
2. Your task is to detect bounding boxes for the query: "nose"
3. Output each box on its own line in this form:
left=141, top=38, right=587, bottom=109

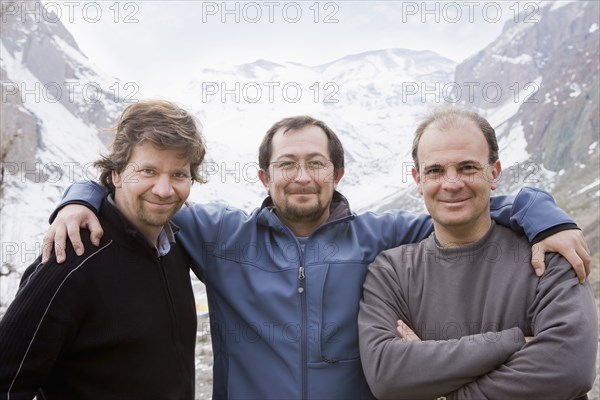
left=292, top=164, right=313, bottom=183
left=441, top=167, right=465, bottom=191
left=152, top=174, right=175, bottom=197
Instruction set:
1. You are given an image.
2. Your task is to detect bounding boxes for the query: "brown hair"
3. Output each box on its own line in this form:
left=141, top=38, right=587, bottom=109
left=95, top=100, right=206, bottom=191
left=412, top=107, right=499, bottom=171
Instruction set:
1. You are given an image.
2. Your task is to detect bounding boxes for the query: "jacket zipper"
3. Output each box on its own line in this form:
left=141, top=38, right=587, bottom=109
left=298, top=264, right=308, bottom=399
left=298, top=266, right=305, bottom=293
left=273, top=214, right=324, bottom=399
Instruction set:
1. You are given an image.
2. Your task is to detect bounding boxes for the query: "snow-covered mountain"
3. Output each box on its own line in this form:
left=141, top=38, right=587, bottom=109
left=1, top=0, right=598, bottom=310
left=1, top=0, right=125, bottom=304
left=174, top=47, right=456, bottom=212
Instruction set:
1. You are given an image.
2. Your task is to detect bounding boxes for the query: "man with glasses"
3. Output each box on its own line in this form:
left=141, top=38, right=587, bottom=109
left=41, top=115, right=590, bottom=399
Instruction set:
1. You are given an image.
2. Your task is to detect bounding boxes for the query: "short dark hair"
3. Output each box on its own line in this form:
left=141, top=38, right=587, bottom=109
left=258, top=115, right=344, bottom=177
left=412, top=108, right=499, bottom=171
left=95, top=100, right=206, bottom=191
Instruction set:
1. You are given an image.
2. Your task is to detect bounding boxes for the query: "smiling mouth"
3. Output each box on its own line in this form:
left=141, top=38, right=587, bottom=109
left=286, top=189, right=318, bottom=195
left=441, top=198, right=469, bottom=204
left=145, top=200, right=176, bottom=207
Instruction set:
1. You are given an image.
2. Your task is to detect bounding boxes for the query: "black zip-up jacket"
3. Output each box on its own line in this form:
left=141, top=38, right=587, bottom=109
left=0, top=200, right=197, bottom=400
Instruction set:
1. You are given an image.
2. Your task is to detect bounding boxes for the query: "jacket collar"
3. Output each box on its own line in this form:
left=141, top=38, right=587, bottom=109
left=257, top=190, right=354, bottom=230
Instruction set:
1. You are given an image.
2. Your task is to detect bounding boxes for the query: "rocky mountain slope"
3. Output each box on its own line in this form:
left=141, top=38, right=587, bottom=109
left=376, top=1, right=599, bottom=265
left=1, top=0, right=125, bottom=301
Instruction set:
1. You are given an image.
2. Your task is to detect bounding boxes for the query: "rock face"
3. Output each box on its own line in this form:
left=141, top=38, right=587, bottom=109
left=1, top=0, right=124, bottom=305
left=0, top=65, right=39, bottom=181
left=455, top=1, right=599, bottom=256
left=455, top=1, right=599, bottom=167
left=1, top=0, right=124, bottom=169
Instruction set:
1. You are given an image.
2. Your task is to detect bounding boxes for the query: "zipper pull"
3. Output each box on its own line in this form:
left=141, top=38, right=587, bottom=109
left=298, top=266, right=305, bottom=293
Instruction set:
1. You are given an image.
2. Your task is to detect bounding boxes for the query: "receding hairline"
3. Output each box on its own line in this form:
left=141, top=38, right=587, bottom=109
left=423, top=114, right=482, bottom=135
left=418, top=115, right=486, bottom=152
left=275, top=123, right=328, bottom=136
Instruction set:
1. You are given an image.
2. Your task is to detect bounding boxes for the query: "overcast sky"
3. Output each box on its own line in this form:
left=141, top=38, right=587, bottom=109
left=37, top=0, right=552, bottom=97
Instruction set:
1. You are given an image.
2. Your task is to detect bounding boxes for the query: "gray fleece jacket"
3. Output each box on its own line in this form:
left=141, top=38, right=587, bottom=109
left=358, top=222, right=597, bottom=400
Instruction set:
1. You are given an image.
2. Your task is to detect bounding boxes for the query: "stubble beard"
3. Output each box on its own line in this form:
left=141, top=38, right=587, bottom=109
left=276, top=190, right=328, bottom=224
left=136, top=198, right=183, bottom=228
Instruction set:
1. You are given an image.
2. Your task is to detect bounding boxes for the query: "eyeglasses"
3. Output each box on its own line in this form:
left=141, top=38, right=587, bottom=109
left=270, top=159, right=332, bottom=173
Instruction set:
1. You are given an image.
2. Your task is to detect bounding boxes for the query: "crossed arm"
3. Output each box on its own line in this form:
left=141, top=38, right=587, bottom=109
left=442, top=258, right=597, bottom=399
left=359, top=254, right=598, bottom=400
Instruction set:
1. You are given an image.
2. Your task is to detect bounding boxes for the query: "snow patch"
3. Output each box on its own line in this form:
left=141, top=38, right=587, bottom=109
left=575, top=179, right=600, bottom=195
left=568, top=82, right=581, bottom=98
left=491, top=54, right=532, bottom=65
left=497, top=122, right=530, bottom=167
left=549, top=1, right=574, bottom=12
left=486, top=77, right=542, bottom=128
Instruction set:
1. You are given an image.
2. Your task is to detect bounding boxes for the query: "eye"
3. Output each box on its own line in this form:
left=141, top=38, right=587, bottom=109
left=277, top=161, right=297, bottom=170
left=140, top=168, right=156, bottom=176
left=460, top=164, right=480, bottom=174
left=306, top=160, right=327, bottom=170
left=172, top=172, right=190, bottom=180
left=424, top=167, right=443, bottom=176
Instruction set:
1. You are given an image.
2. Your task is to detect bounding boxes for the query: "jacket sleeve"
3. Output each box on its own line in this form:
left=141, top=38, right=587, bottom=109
left=446, top=254, right=598, bottom=400
left=0, top=249, right=90, bottom=399
left=358, top=252, right=526, bottom=400
left=489, top=187, right=578, bottom=243
left=389, top=210, right=434, bottom=246
left=391, top=187, right=576, bottom=246
left=48, top=180, right=107, bottom=223
left=170, top=203, right=229, bottom=281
